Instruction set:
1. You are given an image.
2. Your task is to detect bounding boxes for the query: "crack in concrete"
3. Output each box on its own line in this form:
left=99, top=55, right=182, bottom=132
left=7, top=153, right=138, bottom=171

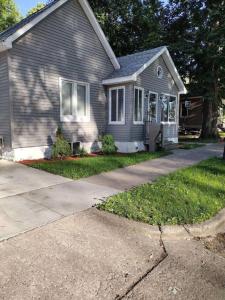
left=183, top=225, right=194, bottom=238
left=115, top=225, right=168, bottom=300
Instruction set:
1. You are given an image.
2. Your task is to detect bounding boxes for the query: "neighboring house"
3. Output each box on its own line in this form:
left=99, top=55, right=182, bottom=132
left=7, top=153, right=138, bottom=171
left=179, top=96, right=225, bottom=134
left=0, top=0, right=186, bottom=161
left=179, top=96, right=204, bottom=133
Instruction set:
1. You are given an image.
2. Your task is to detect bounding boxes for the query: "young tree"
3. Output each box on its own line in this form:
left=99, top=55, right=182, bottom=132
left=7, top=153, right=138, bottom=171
left=0, top=0, right=21, bottom=32
left=27, top=3, right=46, bottom=16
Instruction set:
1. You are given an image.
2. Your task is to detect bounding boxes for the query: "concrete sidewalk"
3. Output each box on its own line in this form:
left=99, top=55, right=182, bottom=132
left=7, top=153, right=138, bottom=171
left=84, top=143, right=223, bottom=190
left=0, top=143, right=223, bottom=242
left=0, top=208, right=225, bottom=300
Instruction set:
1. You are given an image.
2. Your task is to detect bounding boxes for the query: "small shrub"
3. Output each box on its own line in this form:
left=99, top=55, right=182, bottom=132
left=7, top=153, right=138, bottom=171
left=56, top=126, right=63, bottom=139
left=101, top=135, right=117, bottom=155
left=52, top=128, right=72, bottom=159
left=77, top=146, right=88, bottom=157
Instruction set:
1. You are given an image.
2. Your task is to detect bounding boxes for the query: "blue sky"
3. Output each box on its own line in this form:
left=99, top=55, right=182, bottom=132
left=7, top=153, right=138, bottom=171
left=15, top=0, right=47, bottom=16
left=15, top=0, right=168, bottom=16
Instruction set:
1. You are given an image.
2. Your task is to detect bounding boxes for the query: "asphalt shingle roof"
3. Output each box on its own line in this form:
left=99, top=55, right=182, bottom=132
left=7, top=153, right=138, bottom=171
left=106, top=46, right=166, bottom=80
left=0, top=0, right=60, bottom=41
left=0, top=2, right=166, bottom=82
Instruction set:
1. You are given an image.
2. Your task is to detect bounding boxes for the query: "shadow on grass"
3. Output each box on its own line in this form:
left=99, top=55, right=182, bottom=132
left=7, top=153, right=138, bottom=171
left=99, top=158, right=225, bottom=225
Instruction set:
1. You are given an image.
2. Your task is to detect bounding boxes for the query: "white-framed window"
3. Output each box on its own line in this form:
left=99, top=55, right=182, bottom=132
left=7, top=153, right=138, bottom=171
left=109, top=86, right=125, bottom=125
left=60, top=78, right=90, bottom=122
left=157, top=65, right=164, bottom=79
left=134, top=86, right=144, bottom=124
left=148, top=91, right=158, bottom=122
left=160, top=93, right=177, bottom=123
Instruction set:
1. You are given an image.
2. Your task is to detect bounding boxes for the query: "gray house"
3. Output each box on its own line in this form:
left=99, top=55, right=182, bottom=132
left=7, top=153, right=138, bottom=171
left=0, top=0, right=186, bottom=161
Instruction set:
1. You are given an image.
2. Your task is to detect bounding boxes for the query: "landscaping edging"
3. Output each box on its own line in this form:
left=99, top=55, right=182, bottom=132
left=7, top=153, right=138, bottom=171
left=158, top=208, right=225, bottom=239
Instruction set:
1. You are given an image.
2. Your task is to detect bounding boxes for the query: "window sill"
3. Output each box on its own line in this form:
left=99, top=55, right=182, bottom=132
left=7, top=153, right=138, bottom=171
left=161, top=121, right=177, bottom=125
left=133, top=121, right=144, bottom=125
left=108, top=121, right=126, bottom=125
left=61, top=116, right=90, bottom=123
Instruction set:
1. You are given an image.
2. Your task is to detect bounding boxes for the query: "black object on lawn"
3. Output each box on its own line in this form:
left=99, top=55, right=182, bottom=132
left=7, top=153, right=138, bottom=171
left=223, top=144, right=225, bottom=160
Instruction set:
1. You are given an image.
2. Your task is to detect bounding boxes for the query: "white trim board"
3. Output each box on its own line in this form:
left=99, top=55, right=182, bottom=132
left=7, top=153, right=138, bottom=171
left=2, top=142, right=103, bottom=161
left=147, top=91, right=159, bottom=123
left=0, top=0, right=120, bottom=70
left=59, top=77, right=91, bottom=123
left=115, top=141, right=146, bottom=153
left=133, top=86, right=144, bottom=125
left=108, top=86, right=126, bottom=125
left=103, top=47, right=187, bottom=94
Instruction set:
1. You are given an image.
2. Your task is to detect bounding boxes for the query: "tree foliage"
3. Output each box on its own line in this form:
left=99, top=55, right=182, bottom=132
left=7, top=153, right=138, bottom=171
left=163, top=0, right=225, bottom=138
left=27, top=2, right=46, bottom=16
left=89, top=0, right=164, bottom=56
left=0, top=0, right=21, bottom=32
left=90, top=0, right=225, bottom=138
left=0, top=0, right=223, bottom=138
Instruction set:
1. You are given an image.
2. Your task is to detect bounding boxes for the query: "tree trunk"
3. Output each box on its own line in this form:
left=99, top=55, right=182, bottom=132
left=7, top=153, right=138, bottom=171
left=201, top=99, right=219, bottom=139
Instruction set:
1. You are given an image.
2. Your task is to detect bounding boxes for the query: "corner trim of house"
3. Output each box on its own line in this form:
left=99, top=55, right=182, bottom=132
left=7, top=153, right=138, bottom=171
left=0, top=41, right=12, bottom=52
left=115, top=141, right=145, bottom=153
left=6, top=146, right=52, bottom=161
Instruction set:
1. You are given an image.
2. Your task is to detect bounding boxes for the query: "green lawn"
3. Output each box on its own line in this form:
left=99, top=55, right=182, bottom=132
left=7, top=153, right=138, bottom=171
left=179, top=143, right=204, bottom=150
left=179, top=136, right=219, bottom=143
left=99, top=158, right=225, bottom=225
left=30, top=151, right=168, bottom=180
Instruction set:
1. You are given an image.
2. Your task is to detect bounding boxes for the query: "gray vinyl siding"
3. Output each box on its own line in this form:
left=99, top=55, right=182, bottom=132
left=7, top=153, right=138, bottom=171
left=8, top=0, right=114, bottom=149
left=0, top=51, right=11, bottom=149
left=132, top=55, right=179, bottom=142
left=107, top=83, right=133, bottom=142
left=108, top=55, right=179, bottom=143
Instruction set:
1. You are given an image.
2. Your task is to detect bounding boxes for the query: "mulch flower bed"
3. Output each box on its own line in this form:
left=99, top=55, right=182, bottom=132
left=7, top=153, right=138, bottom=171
left=19, top=152, right=135, bottom=165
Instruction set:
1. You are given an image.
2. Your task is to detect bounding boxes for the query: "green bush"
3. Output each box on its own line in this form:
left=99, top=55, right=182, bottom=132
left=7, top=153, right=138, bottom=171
left=77, top=146, right=88, bottom=157
left=101, top=135, right=117, bottom=155
left=52, top=136, right=72, bottom=159
left=56, top=126, right=63, bottom=139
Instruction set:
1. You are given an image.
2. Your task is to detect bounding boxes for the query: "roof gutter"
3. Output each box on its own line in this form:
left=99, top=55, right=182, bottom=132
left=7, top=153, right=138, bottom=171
left=102, top=74, right=136, bottom=85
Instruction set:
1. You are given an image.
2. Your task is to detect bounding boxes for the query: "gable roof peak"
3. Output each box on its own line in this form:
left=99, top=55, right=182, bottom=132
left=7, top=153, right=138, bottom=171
left=0, top=0, right=120, bottom=70
left=103, top=46, right=187, bottom=94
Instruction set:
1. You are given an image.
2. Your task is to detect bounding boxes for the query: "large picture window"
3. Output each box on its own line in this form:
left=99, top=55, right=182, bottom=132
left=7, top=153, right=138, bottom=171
left=134, top=87, right=144, bottom=124
left=160, top=94, right=177, bottom=123
left=109, top=87, right=125, bottom=124
left=60, top=78, right=90, bottom=122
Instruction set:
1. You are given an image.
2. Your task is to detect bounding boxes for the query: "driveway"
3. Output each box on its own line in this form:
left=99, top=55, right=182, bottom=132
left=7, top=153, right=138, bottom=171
left=0, top=143, right=223, bottom=241
left=0, top=161, right=120, bottom=241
